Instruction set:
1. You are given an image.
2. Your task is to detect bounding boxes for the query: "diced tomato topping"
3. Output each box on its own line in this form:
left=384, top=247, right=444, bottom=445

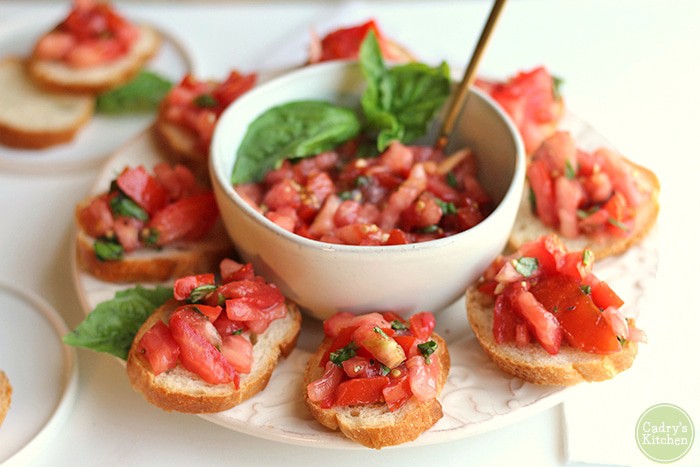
left=589, top=278, right=625, bottom=310
left=333, top=376, right=390, bottom=406
left=353, top=324, right=406, bottom=369
left=137, top=321, right=179, bottom=375
left=76, top=196, right=114, bottom=237
left=220, top=259, right=255, bottom=283
left=191, top=304, right=222, bottom=323
left=212, top=313, right=244, bottom=337
left=493, top=294, right=517, bottom=344
left=527, top=159, right=557, bottom=227
left=409, top=311, right=436, bottom=341
left=529, top=274, right=621, bottom=354
left=475, top=66, right=563, bottom=154
left=173, top=273, right=216, bottom=301
left=382, top=370, right=412, bottom=411
left=310, top=20, right=410, bottom=64
left=168, top=308, right=237, bottom=385
left=148, top=192, right=219, bottom=245
left=406, top=355, right=439, bottom=402
left=307, top=361, right=343, bottom=407
left=116, top=166, right=170, bottom=215
left=393, top=335, right=419, bottom=358
left=509, top=285, right=563, bottom=355
left=220, top=334, right=254, bottom=374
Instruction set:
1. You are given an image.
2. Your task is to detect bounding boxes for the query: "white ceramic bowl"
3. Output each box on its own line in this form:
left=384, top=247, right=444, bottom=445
left=210, top=61, right=525, bottom=320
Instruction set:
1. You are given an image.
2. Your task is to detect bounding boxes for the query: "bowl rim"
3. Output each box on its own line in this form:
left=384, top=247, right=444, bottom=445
left=209, top=60, right=526, bottom=255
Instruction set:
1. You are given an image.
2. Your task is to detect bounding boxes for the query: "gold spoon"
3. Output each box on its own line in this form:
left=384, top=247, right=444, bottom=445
left=435, top=0, right=508, bottom=151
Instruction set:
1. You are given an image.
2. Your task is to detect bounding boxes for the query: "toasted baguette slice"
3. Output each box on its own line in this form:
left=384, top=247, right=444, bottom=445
left=509, top=158, right=660, bottom=259
left=303, top=333, right=450, bottom=449
left=127, top=299, right=302, bottom=413
left=0, top=57, right=93, bottom=149
left=75, top=220, right=233, bottom=283
left=466, top=287, right=637, bottom=386
left=154, top=119, right=206, bottom=171
left=28, top=24, right=161, bottom=95
left=0, top=370, right=11, bottom=427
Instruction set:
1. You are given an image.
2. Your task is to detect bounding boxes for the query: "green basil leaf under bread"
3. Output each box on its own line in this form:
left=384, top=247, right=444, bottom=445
left=63, top=285, right=173, bottom=359
left=96, top=70, right=173, bottom=115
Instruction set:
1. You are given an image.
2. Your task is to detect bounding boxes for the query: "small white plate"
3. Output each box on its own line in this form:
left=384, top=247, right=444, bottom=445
left=0, top=13, right=194, bottom=174
left=70, top=114, right=658, bottom=448
left=0, top=281, right=79, bottom=465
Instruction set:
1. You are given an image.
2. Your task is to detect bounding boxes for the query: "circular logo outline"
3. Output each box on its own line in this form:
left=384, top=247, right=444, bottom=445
left=635, top=403, right=694, bottom=463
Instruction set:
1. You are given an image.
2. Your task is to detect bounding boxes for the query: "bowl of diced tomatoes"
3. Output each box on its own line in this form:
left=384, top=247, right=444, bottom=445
left=210, top=60, right=525, bottom=320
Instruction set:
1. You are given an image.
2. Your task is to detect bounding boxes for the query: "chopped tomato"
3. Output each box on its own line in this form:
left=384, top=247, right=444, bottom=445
left=406, top=355, right=439, bottom=402
left=310, top=20, right=410, bottom=64
left=333, top=376, right=390, bottom=406
left=588, top=278, right=625, bottom=310
left=409, top=311, right=436, bottom=341
left=173, top=273, right=216, bottom=301
left=220, top=334, right=253, bottom=374
left=382, top=370, right=412, bottom=411
left=529, top=275, right=621, bottom=354
left=509, top=285, right=563, bottom=355
left=220, top=259, right=255, bottom=283
left=307, top=361, right=343, bottom=407
left=492, top=294, right=517, bottom=344
left=137, top=321, right=179, bottom=375
left=353, top=324, right=406, bottom=369
left=475, top=66, right=563, bottom=154
left=76, top=196, right=113, bottom=237
left=191, top=304, right=222, bottom=323
left=116, top=166, right=170, bottom=215
left=168, top=308, right=237, bottom=385
left=527, top=159, right=557, bottom=227
left=393, top=335, right=419, bottom=358
left=148, top=192, right=219, bottom=245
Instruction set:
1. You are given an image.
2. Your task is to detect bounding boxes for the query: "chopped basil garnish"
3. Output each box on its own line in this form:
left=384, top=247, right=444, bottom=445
left=552, top=75, right=564, bottom=100
left=580, top=284, right=592, bottom=295
left=577, top=206, right=600, bottom=219
left=379, top=363, right=391, bottom=376
left=355, top=175, right=370, bottom=187
left=419, top=225, right=439, bottom=233
left=189, top=284, right=218, bottom=303
left=109, top=193, right=149, bottom=221
left=582, top=248, right=594, bottom=267
left=231, top=329, right=243, bottom=335
left=194, top=93, right=218, bottom=108
left=617, top=336, right=627, bottom=346
left=417, top=340, right=437, bottom=363
left=329, top=342, right=359, bottom=366
left=94, top=239, right=124, bottom=261
left=514, top=257, right=539, bottom=277
left=608, top=217, right=630, bottom=231
left=143, top=228, right=159, bottom=247
left=446, top=171, right=458, bottom=189
left=564, top=160, right=576, bottom=180
left=373, top=326, right=389, bottom=338
left=436, top=199, right=457, bottom=216
left=391, top=320, right=408, bottom=331
left=528, top=186, right=537, bottom=211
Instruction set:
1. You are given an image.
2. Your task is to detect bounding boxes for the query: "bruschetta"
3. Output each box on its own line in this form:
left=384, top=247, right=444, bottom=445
left=509, top=131, right=660, bottom=259
left=467, top=233, right=646, bottom=385
left=0, top=57, right=94, bottom=149
left=0, top=370, right=11, bottom=427
left=304, top=310, right=450, bottom=448
left=126, top=260, right=302, bottom=413
left=308, top=19, right=415, bottom=64
left=28, top=0, right=161, bottom=94
left=75, top=162, right=232, bottom=283
left=475, top=66, right=564, bottom=155
left=154, top=70, right=256, bottom=172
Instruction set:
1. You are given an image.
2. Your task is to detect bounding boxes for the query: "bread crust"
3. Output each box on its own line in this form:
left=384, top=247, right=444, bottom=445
left=509, top=157, right=660, bottom=259
left=127, top=299, right=302, bottom=413
left=75, top=227, right=233, bottom=283
left=303, top=332, right=450, bottom=449
left=0, top=370, right=11, bottom=427
left=28, top=24, right=161, bottom=95
left=466, top=287, right=637, bottom=386
left=0, top=57, right=94, bottom=149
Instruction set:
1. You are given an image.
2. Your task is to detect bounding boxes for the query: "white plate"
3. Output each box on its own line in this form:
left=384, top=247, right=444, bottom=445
left=0, top=281, right=79, bottom=465
left=70, top=114, right=657, bottom=449
left=0, top=13, right=194, bottom=174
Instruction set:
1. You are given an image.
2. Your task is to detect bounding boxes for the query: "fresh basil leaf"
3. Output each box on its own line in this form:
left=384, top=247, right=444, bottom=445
left=189, top=284, right=217, bottom=303
left=360, top=31, right=451, bottom=151
left=96, top=70, right=173, bottom=114
left=231, top=100, right=361, bottom=184
left=417, top=340, right=437, bottom=363
left=63, top=286, right=173, bottom=359
left=194, top=93, right=218, bottom=108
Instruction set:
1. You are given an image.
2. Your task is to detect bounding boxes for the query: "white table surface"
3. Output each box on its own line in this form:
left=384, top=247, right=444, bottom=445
left=1, top=1, right=699, bottom=466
